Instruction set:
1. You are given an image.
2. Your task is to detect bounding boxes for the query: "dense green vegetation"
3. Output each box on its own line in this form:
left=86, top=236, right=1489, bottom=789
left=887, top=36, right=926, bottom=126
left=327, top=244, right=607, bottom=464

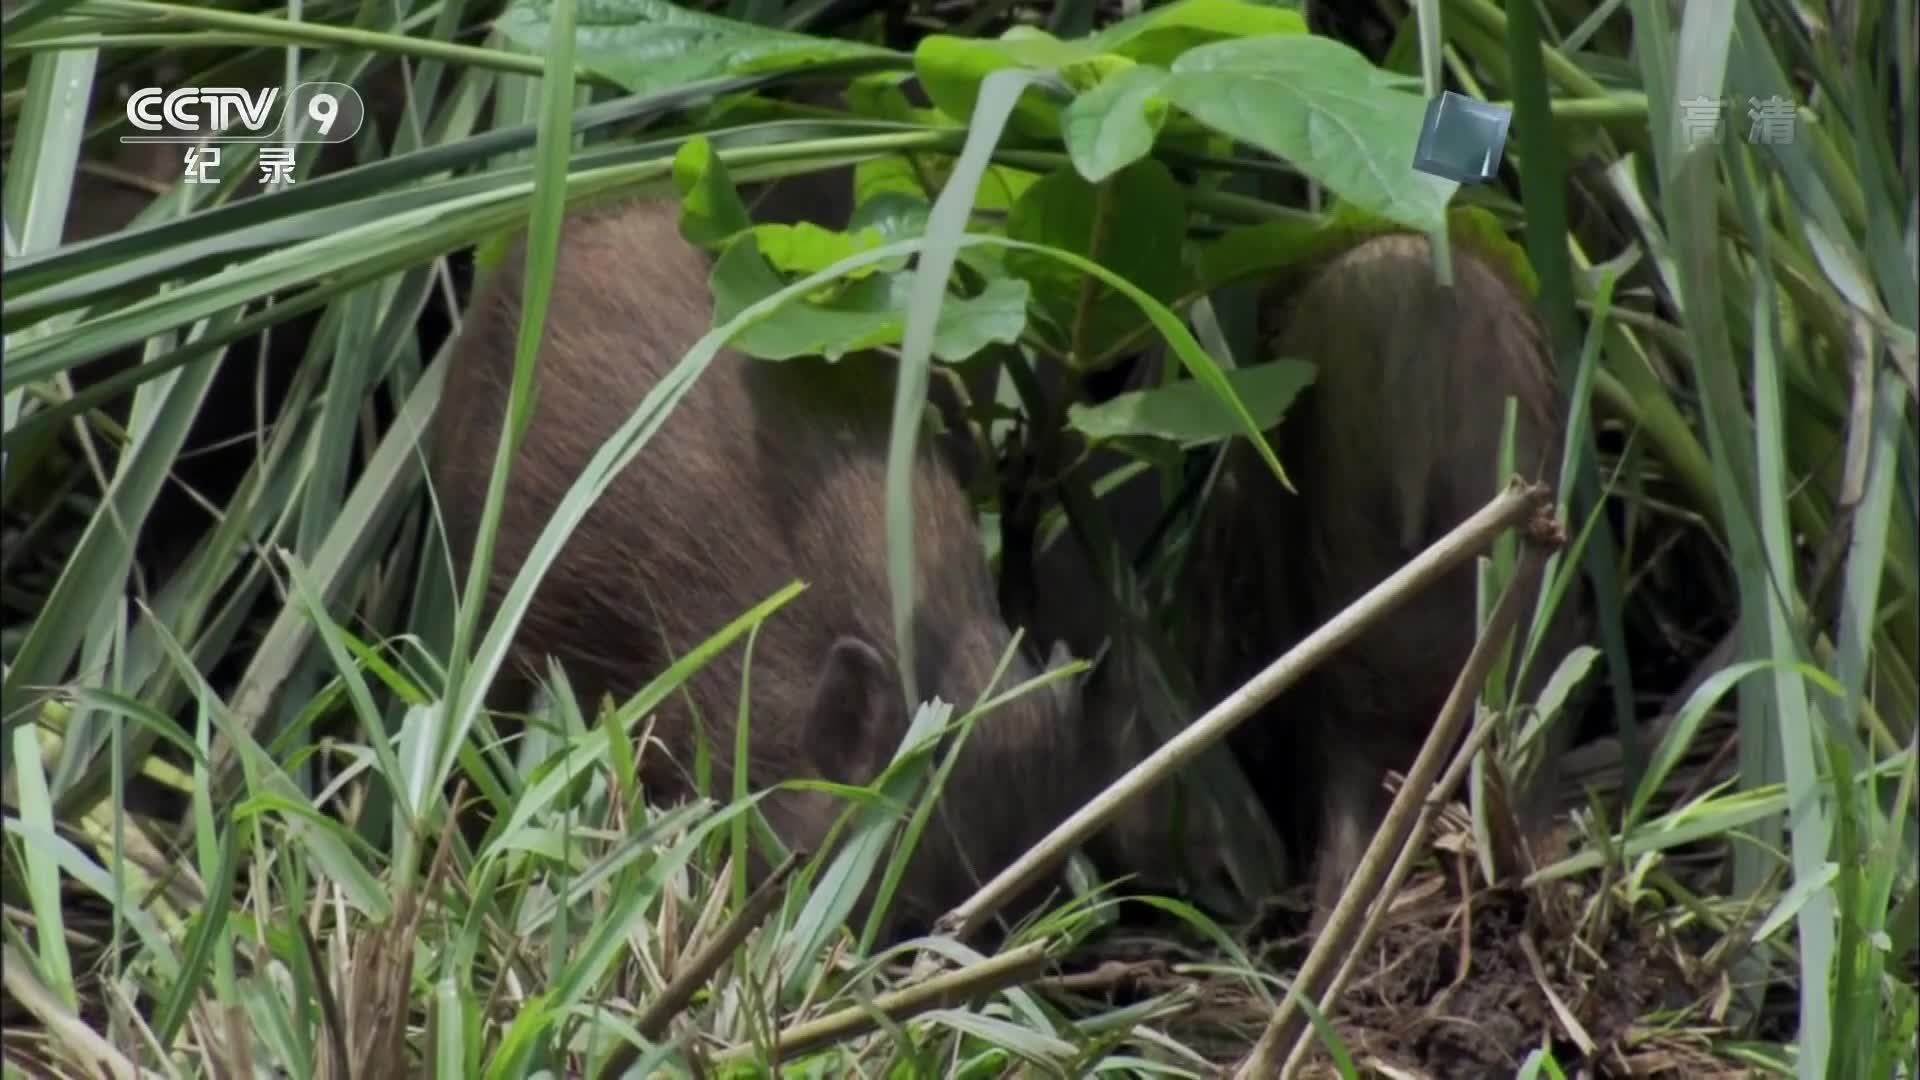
left=2, top=0, right=1914, bottom=1076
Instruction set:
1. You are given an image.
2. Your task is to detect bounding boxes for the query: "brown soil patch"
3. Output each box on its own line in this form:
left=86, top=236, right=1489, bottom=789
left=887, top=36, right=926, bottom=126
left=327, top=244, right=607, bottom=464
left=1059, top=807, right=1775, bottom=1078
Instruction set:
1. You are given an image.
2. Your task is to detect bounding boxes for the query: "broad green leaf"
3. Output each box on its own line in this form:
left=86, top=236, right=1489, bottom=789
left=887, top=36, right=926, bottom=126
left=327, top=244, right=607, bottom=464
left=709, top=236, right=1028, bottom=362
left=709, top=237, right=898, bottom=359
left=672, top=134, right=752, bottom=250
left=1059, top=53, right=1139, bottom=94
left=850, top=154, right=1039, bottom=225
left=846, top=174, right=1021, bottom=299
left=1005, top=160, right=1191, bottom=366
left=912, top=32, right=1080, bottom=141
left=918, top=276, right=1031, bottom=360
left=1085, top=0, right=1310, bottom=67
left=854, top=154, right=932, bottom=207
left=911, top=0, right=1310, bottom=147
left=846, top=70, right=948, bottom=125
left=1449, top=206, right=1540, bottom=296
left=751, top=220, right=894, bottom=278
left=1065, top=359, right=1314, bottom=444
left=969, top=162, right=1044, bottom=216
left=495, top=0, right=898, bottom=94
left=1192, top=206, right=1531, bottom=296
left=847, top=192, right=932, bottom=243
left=1192, top=216, right=1331, bottom=289
left=1164, top=34, right=1455, bottom=231
left=1062, top=63, right=1172, bottom=182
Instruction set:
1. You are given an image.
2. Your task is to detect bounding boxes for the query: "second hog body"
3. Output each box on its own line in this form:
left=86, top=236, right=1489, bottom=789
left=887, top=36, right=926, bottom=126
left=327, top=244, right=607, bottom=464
left=1015, top=233, right=1588, bottom=918
left=1199, top=233, right=1588, bottom=917
left=430, top=199, right=1199, bottom=935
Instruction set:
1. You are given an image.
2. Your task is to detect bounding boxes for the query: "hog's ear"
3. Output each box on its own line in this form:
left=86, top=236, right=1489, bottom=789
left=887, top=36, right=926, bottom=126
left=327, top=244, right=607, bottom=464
left=1045, top=640, right=1084, bottom=717
left=805, top=636, right=897, bottom=784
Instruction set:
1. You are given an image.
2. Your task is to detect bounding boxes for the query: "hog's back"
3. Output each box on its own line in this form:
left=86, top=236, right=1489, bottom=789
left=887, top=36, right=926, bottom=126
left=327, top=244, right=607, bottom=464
left=429, top=201, right=995, bottom=801
left=1274, top=234, right=1567, bottom=759
left=1264, top=233, right=1584, bottom=905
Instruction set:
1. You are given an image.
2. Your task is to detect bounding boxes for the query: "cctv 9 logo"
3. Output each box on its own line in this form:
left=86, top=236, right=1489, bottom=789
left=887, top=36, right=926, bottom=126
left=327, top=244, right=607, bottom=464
left=125, top=82, right=365, bottom=143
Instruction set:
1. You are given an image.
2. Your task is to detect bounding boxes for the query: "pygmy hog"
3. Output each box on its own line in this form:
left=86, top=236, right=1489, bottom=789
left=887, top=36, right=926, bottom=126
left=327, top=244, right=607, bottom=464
left=1194, top=232, right=1587, bottom=919
left=429, top=198, right=1197, bottom=936
left=1008, top=233, right=1586, bottom=917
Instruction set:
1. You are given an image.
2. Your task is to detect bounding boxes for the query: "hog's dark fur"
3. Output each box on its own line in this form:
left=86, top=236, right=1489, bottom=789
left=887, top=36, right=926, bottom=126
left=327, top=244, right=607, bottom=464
left=1195, top=233, right=1588, bottom=916
left=740, top=168, right=1235, bottom=906
left=1003, top=233, right=1588, bottom=918
left=429, top=199, right=1175, bottom=934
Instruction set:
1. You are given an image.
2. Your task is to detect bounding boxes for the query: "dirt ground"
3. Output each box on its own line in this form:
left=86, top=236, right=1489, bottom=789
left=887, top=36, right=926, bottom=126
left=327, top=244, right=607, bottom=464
left=1059, top=719, right=1789, bottom=1078
left=1069, top=854, right=1769, bottom=1077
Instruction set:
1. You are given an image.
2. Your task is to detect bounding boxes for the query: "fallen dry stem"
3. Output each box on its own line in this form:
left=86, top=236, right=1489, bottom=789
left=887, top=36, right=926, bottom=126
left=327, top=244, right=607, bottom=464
left=598, top=851, right=803, bottom=1080
left=707, top=939, right=1056, bottom=1067
left=2, top=943, right=141, bottom=1080
left=1323, top=550, right=1551, bottom=1022
left=1240, top=530, right=1558, bottom=1079
left=936, top=479, right=1556, bottom=943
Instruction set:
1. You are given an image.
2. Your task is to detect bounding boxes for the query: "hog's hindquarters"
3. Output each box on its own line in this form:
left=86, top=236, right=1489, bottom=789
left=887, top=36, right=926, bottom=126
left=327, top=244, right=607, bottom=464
left=1212, top=233, right=1588, bottom=916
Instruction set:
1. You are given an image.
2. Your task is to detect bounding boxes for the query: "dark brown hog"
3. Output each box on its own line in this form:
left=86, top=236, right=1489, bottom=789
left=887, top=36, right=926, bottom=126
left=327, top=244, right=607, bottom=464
left=903, top=345, right=1249, bottom=904
left=981, top=367, right=1302, bottom=906
left=1023, top=451, right=1251, bottom=899
left=739, top=171, right=1239, bottom=908
left=909, top=225, right=1590, bottom=920
left=429, top=197, right=1201, bottom=937
left=1191, top=231, right=1589, bottom=920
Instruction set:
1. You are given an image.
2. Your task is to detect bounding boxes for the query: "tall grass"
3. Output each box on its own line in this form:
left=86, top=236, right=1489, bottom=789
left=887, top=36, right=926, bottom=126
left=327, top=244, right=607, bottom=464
left=1, top=0, right=1913, bottom=1075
